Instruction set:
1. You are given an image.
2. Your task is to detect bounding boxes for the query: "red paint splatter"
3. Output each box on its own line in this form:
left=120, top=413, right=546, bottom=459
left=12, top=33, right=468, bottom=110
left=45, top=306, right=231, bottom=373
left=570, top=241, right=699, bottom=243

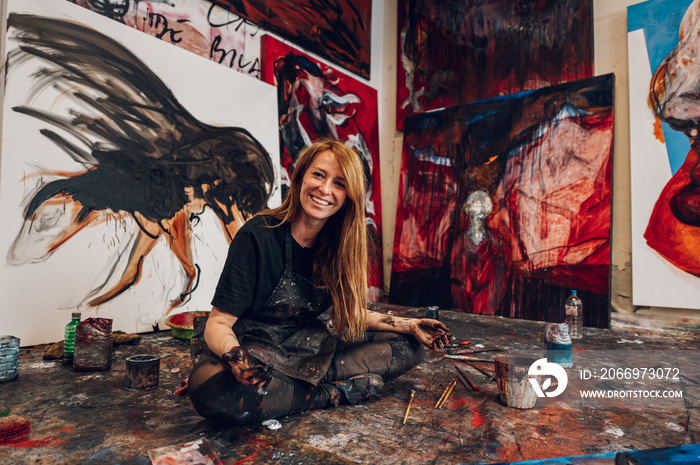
left=234, top=453, right=258, bottom=464
left=53, top=428, right=72, bottom=432
left=470, top=409, right=485, bottom=428
left=2, top=436, right=68, bottom=448
left=240, top=434, right=276, bottom=454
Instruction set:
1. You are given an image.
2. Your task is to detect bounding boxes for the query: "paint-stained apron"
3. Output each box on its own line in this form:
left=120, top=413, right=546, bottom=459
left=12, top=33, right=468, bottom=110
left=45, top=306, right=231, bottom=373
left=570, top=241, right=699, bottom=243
left=232, top=228, right=335, bottom=386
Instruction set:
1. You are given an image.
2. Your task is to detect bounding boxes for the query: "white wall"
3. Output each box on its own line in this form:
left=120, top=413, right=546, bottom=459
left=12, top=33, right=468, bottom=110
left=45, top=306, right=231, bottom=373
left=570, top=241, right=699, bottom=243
left=373, top=0, right=700, bottom=324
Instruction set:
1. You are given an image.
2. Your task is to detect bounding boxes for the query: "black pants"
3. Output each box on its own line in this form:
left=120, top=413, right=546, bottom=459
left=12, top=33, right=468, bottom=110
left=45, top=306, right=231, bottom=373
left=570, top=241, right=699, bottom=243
left=188, top=331, right=423, bottom=425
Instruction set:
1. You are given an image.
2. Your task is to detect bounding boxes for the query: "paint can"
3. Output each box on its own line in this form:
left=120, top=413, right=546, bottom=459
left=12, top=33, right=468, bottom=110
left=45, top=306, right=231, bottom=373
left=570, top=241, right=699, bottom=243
left=0, top=336, right=20, bottom=383
left=494, top=354, right=541, bottom=409
left=124, top=355, right=161, bottom=391
left=544, top=322, right=573, bottom=368
left=73, top=318, right=113, bottom=371
left=425, top=306, right=439, bottom=320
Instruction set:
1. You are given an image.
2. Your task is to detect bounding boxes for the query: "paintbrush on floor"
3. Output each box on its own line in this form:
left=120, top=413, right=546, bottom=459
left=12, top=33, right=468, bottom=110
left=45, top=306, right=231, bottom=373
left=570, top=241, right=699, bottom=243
left=437, top=378, right=457, bottom=409
left=425, top=373, right=440, bottom=392
left=454, top=364, right=480, bottom=391
left=464, top=360, right=496, bottom=381
left=444, top=355, right=495, bottom=363
left=402, top=389, right=415, bottom=424
left=447, top=347, right=499, bottom=355
left=434, top=378, right=457, bottom=409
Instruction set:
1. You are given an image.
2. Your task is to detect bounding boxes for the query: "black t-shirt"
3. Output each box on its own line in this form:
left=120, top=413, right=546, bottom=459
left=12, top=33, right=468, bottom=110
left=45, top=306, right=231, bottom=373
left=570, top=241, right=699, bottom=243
left=211, top=215, right=317, bottom=318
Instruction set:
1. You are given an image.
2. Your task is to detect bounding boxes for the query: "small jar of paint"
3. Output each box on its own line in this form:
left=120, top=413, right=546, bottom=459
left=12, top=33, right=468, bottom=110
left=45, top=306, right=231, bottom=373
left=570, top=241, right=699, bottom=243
left=425, top=306, right=439, bottom=320
left=544, top=322, right=573, bottom=368
left=73, top=318, right=113, bottom=371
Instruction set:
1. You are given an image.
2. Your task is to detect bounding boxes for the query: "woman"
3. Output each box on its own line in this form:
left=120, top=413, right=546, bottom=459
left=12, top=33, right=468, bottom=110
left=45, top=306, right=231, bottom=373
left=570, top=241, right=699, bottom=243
left=188, top=138, right=452, bottom=424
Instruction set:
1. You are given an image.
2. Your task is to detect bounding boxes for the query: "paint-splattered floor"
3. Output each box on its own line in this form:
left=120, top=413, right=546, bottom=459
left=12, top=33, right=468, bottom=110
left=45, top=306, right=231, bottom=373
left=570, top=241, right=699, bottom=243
left=1, top=305, right=699, bottom=464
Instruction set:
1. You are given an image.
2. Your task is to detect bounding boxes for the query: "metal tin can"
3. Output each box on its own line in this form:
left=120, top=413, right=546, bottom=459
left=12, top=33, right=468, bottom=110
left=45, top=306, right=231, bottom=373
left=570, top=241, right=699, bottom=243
left=425, top=306, right=439, bottom=320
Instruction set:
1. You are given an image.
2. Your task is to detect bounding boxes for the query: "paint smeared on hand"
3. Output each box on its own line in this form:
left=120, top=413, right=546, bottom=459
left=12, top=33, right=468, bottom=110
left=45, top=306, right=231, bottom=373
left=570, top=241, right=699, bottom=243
left=415, top=319, right=453, bottom=350
left=222, top=347, right=271, bottom=389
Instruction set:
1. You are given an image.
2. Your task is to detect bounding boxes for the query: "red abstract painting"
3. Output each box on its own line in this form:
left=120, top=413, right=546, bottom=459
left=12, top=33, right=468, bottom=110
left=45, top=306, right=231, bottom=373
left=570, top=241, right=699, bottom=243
left=261, top=35, right=384, bottom=300
left=397, top=0, right=593, bottom=130
left=390, top=74, right=614, bottom=327
left=211, top=0, right=372, bottom=79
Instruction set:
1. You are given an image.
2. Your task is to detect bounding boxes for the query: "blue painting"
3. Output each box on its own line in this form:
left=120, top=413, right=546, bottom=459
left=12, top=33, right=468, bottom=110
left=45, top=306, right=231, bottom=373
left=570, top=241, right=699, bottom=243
left=628, top=0, right=694, bottom=174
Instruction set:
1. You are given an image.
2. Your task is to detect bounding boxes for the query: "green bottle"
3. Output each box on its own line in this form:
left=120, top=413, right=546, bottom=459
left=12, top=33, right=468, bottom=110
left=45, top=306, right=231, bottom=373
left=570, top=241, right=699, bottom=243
left=63, top=312, right=81, bottom=365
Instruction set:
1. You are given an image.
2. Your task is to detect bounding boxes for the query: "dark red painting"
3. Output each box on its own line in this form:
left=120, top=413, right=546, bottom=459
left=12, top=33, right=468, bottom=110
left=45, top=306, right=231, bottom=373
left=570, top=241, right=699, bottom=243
left=261, top=35, right=384, bottom=301
left=211, top=0, right=372, bottom=79
left=390, top=74, right=614, bottom=327
left=396, top=0, right=593, bottom=130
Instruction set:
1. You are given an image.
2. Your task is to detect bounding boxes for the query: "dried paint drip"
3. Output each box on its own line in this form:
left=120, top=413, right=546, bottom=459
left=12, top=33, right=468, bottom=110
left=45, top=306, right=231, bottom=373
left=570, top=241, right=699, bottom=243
left=494, top=355, right=540, bottom=409
left=73, top=318, right=113, bottom=372
left=124, top=355, right=160, bottom=391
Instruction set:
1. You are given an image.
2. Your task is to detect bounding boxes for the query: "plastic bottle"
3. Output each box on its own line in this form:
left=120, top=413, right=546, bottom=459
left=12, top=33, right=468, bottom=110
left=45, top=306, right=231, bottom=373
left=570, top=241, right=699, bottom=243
left=63, top=312, right=81, bottom=365
left=565, top=290, right=583, bottom=339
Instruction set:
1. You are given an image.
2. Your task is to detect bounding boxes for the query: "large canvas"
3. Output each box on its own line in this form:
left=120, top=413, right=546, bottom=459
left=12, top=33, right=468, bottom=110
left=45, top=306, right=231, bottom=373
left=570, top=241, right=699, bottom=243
left=210, top=0, right=372, bottom=79
left=0, top=0, right=280, bottom=346
left=69, top=0, right=263, bottom=78
left=397, top=0, right=593, bottom=130
left=260, top=35, right=384, bottom=300
left=389, top=75, right=614, bottom=327
left=628, top=0, right=700, bottom=309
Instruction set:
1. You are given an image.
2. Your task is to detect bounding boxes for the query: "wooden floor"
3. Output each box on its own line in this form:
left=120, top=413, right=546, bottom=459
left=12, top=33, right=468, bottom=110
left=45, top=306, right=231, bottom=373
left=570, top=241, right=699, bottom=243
left=1, top=304, right=699, bottom=464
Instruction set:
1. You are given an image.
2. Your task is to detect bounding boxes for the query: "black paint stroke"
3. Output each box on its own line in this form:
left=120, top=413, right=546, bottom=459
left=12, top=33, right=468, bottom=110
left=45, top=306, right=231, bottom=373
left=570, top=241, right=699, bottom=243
left=6, top=13, right=275, bottom=312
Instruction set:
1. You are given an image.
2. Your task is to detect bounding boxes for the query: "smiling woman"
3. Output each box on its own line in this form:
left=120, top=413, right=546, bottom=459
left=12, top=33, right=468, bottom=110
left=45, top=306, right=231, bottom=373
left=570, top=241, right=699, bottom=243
left=298, top=150, right=348, bottom=229
left=187, top=138, right=453, bottom=425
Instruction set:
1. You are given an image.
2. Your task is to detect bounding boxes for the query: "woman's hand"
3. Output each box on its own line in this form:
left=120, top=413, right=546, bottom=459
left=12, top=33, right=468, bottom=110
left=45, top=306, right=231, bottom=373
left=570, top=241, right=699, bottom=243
left=411, top=319, right=453, bottom=350
left=222, top=346, right=271, bottom=389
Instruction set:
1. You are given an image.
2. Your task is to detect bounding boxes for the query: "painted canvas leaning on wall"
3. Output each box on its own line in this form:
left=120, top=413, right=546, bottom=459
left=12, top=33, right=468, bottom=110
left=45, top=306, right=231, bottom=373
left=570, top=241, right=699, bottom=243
left=260, top=35, right=385, bottom=300
left=396, top=0, right=594, bottom=130
left=0, top=0, right=280, bottom=346
left=629, top=0, right=700, bottom=310
left=390, top=74, right=615, bottom=328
